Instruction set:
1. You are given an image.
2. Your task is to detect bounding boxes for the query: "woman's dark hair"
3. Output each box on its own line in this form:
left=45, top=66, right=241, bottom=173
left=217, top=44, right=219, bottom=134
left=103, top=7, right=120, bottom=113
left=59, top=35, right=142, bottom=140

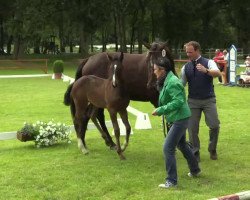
left=154, top=57, right=178, bottom=77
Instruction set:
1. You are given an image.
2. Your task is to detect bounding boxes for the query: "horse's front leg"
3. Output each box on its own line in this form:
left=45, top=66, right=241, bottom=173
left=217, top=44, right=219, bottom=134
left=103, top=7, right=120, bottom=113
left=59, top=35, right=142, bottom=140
left=109, top=111, right=125, bottom=160
left=97, top=108, right=116, bottom=149
left=119, top=109, right=131, bottom=152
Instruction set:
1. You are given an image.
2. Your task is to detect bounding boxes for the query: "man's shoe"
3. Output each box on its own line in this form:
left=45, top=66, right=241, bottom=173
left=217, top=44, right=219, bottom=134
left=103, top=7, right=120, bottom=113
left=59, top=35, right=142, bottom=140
left=210, top=150, right=217, bottom=160
left=188, top=169, right=201, bottom=178
left=158, top=181, right=177, bottom=189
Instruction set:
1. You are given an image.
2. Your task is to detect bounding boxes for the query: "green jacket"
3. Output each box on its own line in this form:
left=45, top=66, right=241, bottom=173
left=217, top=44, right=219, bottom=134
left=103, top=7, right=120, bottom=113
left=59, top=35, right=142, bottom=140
left=155, top=71, right=191, bottom=123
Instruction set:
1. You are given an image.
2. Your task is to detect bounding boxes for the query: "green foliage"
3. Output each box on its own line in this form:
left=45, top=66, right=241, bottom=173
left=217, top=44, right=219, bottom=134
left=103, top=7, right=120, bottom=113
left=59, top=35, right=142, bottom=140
left=53, top=60, right=64, bottom=73
left=2, top=0, right=250, bottom=58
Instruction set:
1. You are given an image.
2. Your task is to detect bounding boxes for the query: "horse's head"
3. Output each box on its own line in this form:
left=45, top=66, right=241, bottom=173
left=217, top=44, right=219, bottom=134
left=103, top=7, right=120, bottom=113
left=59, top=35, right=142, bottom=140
left=144, top=42, right=174, bottom=89
left=108, top=52, right=124, bottom=88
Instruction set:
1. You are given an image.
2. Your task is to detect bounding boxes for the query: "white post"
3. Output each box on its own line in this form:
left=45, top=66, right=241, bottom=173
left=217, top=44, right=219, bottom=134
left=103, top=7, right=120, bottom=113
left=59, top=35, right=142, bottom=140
left=229, top=45, right=237, bottom=85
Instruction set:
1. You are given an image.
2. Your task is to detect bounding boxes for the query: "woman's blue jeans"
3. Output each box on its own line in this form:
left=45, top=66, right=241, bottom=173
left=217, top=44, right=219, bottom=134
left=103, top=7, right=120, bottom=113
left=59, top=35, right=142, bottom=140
left=163, top=118, right=200, bottom=184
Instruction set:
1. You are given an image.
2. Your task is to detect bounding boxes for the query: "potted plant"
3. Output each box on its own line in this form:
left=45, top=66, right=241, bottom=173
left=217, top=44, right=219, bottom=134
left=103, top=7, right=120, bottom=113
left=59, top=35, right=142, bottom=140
left=17, top=121, right=71, bottom=147
left=17, top=123, right=37, bottom=142
left=53, top=60, right=64, bottom=79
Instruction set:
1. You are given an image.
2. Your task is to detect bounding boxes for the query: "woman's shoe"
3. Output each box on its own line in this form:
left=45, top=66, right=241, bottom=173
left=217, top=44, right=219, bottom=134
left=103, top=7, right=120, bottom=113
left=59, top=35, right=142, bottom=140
left=158, top=181, right=177, bottom=189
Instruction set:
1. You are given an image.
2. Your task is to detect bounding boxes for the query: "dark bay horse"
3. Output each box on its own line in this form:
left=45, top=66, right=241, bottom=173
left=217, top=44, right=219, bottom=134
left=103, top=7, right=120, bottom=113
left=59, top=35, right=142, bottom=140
left=70, top=52, right=131, bottom=159
left=64, top=42, right=174, bottom=149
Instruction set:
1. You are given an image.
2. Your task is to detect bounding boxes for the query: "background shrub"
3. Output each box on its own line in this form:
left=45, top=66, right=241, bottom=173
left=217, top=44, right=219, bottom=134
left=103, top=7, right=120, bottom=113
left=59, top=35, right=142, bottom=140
left=53, top=60, right=64, bottom=73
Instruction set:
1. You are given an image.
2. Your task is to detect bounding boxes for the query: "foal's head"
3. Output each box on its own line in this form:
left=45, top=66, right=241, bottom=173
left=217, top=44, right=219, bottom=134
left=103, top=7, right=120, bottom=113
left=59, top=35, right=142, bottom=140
left=144, top=42, right=174, bottom=89
left=108, top=52, right=124, bottom=87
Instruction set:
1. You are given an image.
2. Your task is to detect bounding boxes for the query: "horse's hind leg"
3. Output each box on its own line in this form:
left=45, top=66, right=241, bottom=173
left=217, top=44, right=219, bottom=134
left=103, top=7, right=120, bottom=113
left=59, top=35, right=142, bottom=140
left=91, top=117, right=111, bottom=146
left=109, top=111, right=125, bottom=160
left=74, top=108, right=89, bottom=155
left=119, top=109, right=131, bottom=152
left=97, top=108, right=116, bottom=149
left=87, top=105, right=115, bottom=148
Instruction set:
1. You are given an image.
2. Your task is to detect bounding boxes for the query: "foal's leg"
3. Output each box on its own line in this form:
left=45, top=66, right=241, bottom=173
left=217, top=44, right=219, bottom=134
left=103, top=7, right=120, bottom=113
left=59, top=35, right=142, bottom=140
left=86, top=104, right=111, bottom=147
left=74, top=107, right=89, bottom=155
left=96, top=108, right=116, bottom=149
left=119, top=109, right=131, bottom=152
left=109, top=111, right=125, bottom=160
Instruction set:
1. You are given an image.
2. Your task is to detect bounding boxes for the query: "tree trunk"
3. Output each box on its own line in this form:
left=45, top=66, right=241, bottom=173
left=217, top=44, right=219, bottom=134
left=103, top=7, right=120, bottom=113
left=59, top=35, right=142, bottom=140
left=59, top=22, right=65, bottom=53
left=120, top=16, right=127, bottom=53
left=34, top=37, right=40, bottom=54
left=34, top=46, right=40, bottom=54
left=137, top=6, right=145, bottom=54
left=7, top=35, right=13, bottom=55
left=70, top=40, right=73, bottom=53
left=114, top=14, right=118, bottom=52
left=130, top=27, right=135, bottom=53
left=79, top=24, right=90, bottom=57
left=151, top=10, right=155, bottom=42
left=0, top=15, right=4, bottom=54
left=101, top=30, right=107, bottom=52
left=13, top=35, right=25, bottom=59
left=90, top=34, right=93, bottom=53
left=130, top=10, right=138, bottom=53
left=238, top=28, right=250, bottom=55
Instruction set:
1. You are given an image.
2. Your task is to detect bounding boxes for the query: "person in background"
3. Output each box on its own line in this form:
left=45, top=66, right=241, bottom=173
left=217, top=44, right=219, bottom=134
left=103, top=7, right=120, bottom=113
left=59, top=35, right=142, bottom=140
left=152, top=56, right=200, bottom=189
left=181, top=41, right=221, bottom=162
left=223, top=49, right=229, bottom=61
left=244, top=55, right=250, bottom=68
left=239, top=56, right=250, bottom=86
left=221, top=49, right=229, bottom=84
left=213, top=49, right=224, bottom=83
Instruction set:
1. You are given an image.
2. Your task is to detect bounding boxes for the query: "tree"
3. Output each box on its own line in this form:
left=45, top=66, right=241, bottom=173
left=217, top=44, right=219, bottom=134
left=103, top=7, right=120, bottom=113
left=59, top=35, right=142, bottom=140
left=1, top=0, right=249, bottom=58
left=228, top=0, right=250, bottom=54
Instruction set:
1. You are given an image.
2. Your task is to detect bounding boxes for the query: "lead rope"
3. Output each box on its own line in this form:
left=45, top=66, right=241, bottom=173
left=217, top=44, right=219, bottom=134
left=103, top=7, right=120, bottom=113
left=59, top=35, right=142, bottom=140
left=162, top=116, right=166, bottom=138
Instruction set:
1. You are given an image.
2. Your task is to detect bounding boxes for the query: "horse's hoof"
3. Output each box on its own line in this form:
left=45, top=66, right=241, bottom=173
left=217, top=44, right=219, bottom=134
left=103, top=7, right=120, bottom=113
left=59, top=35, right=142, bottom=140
left=105, top=141, right=111, bottom=147
left=81, top=149, right=89, bottom=155
left=121, top=144, right=128, bottom=152
left=120, top=155, right=126, bottom=160
left=119, top=153, right=126, bottom=160
left=110, top=145, right=117, bottom=150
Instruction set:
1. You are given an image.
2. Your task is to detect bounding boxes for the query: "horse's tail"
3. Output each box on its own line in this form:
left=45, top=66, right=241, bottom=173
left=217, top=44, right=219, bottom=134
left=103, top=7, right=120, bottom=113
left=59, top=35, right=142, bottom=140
left=64, top=58, right=89, bottom=106
left=70, top=98, right=76, bottom=119
left=64, top=83, right=73, bottom=106
left=75, top=58, right=89, bottom=80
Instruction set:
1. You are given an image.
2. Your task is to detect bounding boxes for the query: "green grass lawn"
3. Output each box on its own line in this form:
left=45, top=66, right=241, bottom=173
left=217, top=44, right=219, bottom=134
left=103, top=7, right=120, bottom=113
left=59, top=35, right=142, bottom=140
left=0, top=67, right=250, bottom=200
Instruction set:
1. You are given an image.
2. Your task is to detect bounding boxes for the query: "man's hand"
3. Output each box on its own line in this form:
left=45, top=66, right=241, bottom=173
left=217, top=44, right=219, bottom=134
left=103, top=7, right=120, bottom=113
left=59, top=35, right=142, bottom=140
left=196, top=63, right=207, bottom=73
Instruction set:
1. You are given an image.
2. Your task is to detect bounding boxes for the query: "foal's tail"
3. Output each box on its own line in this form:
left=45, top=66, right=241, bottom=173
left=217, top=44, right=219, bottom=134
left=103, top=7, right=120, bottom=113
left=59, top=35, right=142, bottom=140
left=64, top=83, right=73, bottom=106
left=63, top=58, right=89, bottom=106
left=70, top=98, right=76, bottom=118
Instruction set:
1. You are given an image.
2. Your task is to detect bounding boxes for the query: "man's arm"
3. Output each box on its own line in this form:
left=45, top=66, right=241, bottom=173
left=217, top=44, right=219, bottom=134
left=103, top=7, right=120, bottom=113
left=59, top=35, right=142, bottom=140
left=196, top=60, right=221, bottom=78
left=207, top=60, right=221, bottom=78
left=180, top=65, right=187, bottom=86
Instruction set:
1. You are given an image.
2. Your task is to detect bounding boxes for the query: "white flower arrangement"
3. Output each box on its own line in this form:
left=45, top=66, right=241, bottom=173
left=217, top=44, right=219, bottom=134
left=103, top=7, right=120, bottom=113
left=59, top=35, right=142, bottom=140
left=19, top=120, right=71, bottom=148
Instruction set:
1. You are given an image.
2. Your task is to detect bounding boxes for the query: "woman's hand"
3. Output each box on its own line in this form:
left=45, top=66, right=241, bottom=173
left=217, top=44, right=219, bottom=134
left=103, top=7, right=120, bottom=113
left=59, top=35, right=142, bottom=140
left=152, top=109, right=158, bottom=116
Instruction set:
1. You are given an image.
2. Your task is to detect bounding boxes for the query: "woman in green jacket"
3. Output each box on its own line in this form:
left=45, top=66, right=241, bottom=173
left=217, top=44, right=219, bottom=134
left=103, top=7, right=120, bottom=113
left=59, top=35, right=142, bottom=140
left=152, top=57, right=201, bottom=188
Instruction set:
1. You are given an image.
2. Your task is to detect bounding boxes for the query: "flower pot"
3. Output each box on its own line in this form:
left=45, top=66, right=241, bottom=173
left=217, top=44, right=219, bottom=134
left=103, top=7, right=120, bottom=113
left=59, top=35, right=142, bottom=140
left=54, top=73, right=62, bottom=79
left=16, top=131, right=35, bottom=142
